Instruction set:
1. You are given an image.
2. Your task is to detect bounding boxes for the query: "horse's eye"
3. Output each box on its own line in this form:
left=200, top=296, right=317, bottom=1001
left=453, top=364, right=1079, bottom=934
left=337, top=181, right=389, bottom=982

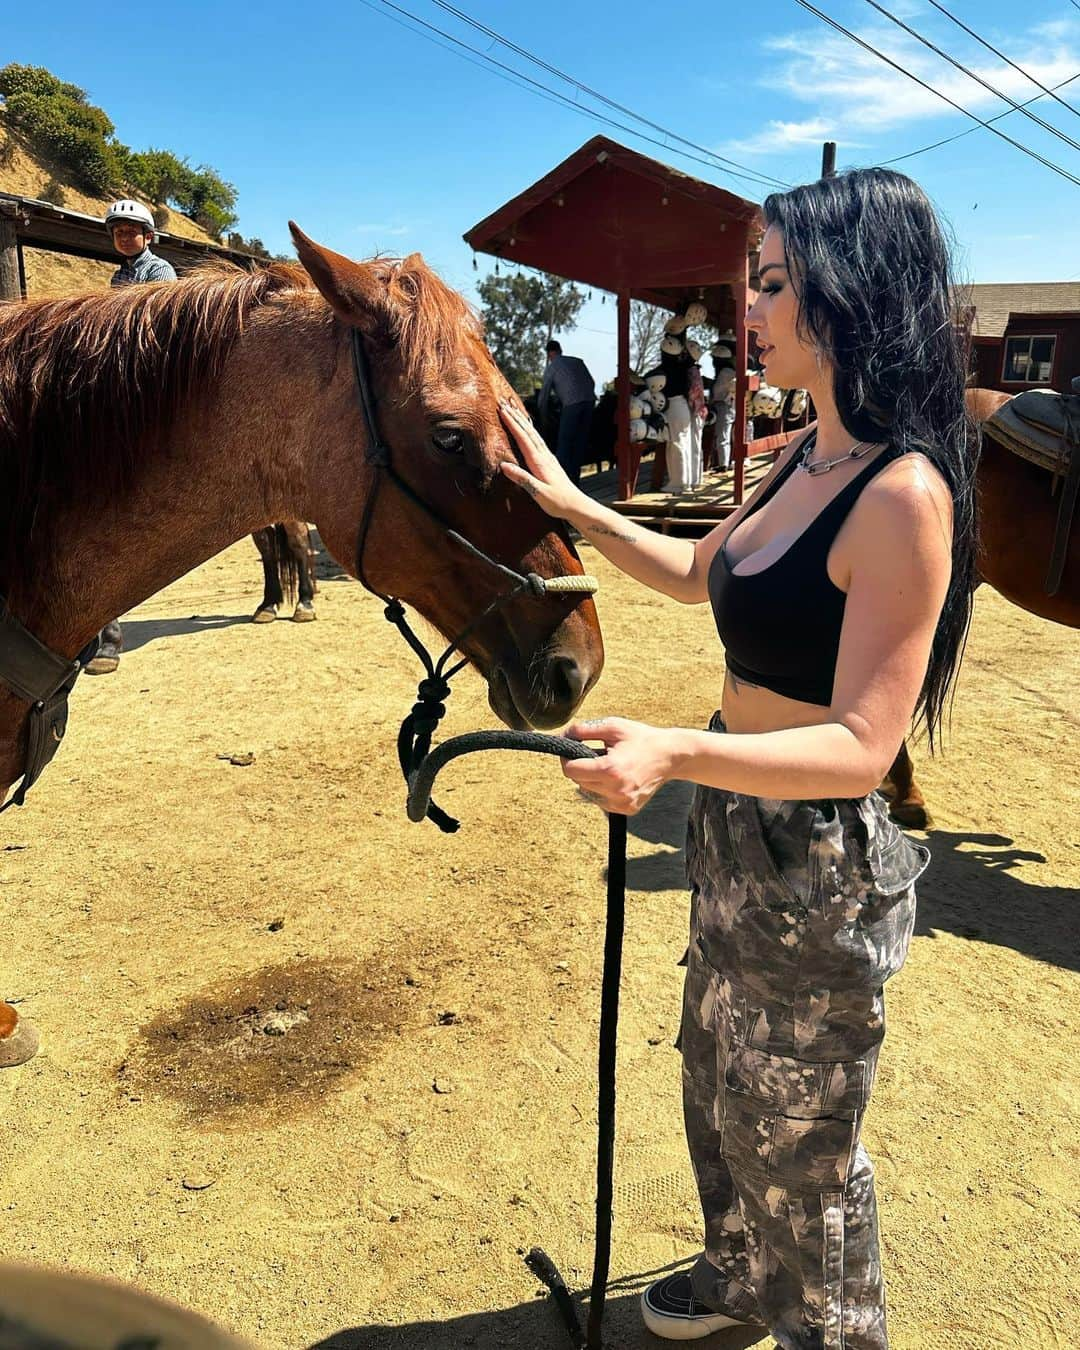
left=431, top=428, right=465, bottom=456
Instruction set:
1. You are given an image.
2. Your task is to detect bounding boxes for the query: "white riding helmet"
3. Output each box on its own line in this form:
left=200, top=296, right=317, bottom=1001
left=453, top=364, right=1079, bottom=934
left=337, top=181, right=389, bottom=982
left=105, top=199, right=156, bottom=234
left=684, top=301, right=707, bottom=326
left=685, top=339, right=703, bottom=362
left=664, top=315, right=688, bottom=335
left=661, top=333, right=685, bottom=356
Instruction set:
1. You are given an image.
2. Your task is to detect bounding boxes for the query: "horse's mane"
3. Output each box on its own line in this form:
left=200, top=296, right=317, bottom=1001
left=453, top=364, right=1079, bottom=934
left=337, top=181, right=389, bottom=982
left=0, top=252, right=480, bottom=602
left=0, top=261, right=310, bottom=599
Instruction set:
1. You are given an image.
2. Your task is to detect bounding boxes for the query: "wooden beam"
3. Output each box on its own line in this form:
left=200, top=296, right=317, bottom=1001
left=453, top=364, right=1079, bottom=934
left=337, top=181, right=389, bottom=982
left=0, top=220, right=20, bottom=301
left=615, top=290, right=640, bottom=500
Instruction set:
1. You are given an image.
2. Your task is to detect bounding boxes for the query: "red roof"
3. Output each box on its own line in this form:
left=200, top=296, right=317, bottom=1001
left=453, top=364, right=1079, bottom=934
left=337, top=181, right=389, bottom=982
left=464, top=136, right=763, bottom=325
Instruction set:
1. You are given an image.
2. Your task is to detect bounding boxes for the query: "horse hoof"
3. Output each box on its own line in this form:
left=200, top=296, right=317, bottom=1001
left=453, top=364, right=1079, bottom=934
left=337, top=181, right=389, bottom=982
left=252, top=606, right=278, bottom=624
left=85, top=653, right=120, bottom=675
left=291, top=603, right=316, bottom=623
left=0, top=1015, right=40, bottom=1068
left=889, top=800, right=932, bottom=831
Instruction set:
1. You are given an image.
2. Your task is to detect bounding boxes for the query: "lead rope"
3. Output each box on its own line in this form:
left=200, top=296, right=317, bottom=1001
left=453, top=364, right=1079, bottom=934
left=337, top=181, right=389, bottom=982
left=408, top=733, right=626, bottom=1349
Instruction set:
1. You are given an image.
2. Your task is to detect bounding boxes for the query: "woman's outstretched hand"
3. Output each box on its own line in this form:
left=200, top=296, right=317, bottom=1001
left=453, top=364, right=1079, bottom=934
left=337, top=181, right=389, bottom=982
left=560, top=717, right=680, bottom=816
left=499, top=402, right=587, bottom=522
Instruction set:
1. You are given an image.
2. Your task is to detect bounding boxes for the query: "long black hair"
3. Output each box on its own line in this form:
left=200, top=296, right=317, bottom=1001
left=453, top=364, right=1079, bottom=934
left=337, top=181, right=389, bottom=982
left=762, top=167, right=976, bottom=752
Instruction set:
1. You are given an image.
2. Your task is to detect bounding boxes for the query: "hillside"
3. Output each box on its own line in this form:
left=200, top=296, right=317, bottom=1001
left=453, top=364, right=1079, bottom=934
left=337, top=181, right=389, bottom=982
left=0, top=112, right=219, bottom=297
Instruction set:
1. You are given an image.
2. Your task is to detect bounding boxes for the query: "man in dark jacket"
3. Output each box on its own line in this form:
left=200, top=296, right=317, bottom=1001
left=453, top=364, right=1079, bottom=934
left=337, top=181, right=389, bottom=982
left=537, top=340, right=595, bottom=486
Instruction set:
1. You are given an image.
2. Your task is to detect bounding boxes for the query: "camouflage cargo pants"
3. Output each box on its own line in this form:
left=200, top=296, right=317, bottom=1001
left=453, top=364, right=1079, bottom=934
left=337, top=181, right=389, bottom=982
left=679, top=714, right=929, bottom=1349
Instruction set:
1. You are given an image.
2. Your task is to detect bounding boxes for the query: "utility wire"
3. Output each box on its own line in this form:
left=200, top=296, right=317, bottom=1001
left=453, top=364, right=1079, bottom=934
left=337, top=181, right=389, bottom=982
left=791, top=0, right=1080, bottom=186
left=922, top=0, right=1080, bottom=121
left=427, top=0, right=790, bottom=190
left=885, top=71, right=1080, bottom=164
left=860, top=0, right=1080, bottom=154
left=369, top=0, right=789, bottom=192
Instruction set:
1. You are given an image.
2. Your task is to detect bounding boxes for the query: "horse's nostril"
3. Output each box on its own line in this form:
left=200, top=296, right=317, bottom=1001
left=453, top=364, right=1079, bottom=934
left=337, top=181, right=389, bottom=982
left=545, top=654, right=587, bottom=710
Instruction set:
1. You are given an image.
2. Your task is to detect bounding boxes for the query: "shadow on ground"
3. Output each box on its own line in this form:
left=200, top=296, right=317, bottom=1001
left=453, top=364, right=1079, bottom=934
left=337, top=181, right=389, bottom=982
left=915, top=829, right=1079, bottom=973
left=118, top=614, right=250, bottom=653
left=308, top=1278, right=767, bottom=1349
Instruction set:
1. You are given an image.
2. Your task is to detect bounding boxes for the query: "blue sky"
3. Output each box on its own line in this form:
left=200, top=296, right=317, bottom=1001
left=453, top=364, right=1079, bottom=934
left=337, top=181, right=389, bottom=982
left=7, top=0, right=1080, bottom=382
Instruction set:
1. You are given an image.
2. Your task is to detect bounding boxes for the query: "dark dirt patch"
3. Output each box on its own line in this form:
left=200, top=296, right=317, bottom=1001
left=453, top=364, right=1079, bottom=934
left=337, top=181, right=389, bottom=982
left=120, top=957, right=409, bottom=1126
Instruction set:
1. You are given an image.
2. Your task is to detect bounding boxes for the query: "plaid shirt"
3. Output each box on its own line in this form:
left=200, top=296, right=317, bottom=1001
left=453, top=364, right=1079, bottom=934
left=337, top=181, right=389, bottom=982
left=110, top=247, right=177, bottom=286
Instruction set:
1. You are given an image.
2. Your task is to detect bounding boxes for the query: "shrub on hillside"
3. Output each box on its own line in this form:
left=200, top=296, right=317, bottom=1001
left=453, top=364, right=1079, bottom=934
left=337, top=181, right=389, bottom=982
left=1, top=62, right=243, bottom=239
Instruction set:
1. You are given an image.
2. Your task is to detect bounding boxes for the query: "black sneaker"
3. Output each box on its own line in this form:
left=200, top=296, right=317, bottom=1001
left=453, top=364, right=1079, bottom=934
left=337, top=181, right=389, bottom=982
left=641, top=1272, right=748, bottom=1341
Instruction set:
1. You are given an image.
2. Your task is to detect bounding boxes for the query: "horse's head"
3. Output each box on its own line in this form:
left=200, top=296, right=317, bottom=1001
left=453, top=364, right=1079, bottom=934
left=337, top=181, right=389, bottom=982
left=289, top=225, right=603, bottom=730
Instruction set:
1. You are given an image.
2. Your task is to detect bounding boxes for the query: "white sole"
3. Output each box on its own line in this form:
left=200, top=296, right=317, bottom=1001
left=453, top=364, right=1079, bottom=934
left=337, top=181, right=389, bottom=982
left=640, top=1290, right=745, bottom=1341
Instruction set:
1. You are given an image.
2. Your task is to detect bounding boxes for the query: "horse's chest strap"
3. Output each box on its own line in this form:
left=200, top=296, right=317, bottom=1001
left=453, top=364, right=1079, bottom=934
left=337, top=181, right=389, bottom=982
left=0, top=601, right=99, bottom=812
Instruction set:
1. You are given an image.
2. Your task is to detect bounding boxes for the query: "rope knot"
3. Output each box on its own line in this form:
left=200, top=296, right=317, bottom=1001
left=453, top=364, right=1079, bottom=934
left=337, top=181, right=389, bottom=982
left=417, top=676, right=452, bottom=704
left=384, top=600, right=406, bottom=623
left=526, top=572, right=547, bottom=598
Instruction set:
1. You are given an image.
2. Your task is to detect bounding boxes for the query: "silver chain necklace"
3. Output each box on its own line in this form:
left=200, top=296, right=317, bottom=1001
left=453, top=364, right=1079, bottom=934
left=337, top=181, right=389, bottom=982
left=797, top=429, right=878, bottom=476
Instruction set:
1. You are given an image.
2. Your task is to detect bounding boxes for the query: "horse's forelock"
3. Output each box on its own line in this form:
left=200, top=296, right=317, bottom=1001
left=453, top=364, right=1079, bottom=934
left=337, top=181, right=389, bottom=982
left=382, top=255, right=484, bottom=388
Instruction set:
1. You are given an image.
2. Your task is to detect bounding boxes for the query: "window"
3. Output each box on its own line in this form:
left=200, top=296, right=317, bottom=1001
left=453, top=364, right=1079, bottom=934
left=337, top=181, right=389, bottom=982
left=1002, top=335, right=1056, bottom=384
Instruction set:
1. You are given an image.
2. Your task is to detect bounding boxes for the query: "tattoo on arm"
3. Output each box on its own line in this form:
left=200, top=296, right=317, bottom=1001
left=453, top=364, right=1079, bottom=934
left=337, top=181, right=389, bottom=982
left=587, top=524, right=639, bottom=544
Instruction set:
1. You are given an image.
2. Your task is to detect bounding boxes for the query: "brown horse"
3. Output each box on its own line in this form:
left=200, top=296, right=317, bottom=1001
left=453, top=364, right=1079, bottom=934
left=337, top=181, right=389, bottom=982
left=251, top=521, right=318, bottom=623
left=0, top=226, right=604, bottom=1065
left=885, top=387, right=1077, bottom=827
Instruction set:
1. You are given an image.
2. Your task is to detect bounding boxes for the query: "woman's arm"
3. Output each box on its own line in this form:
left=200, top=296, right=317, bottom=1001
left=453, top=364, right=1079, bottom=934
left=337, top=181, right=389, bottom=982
left=498, top=402, right=804, bottom=604
left=563, top=456, right=955, bottom=809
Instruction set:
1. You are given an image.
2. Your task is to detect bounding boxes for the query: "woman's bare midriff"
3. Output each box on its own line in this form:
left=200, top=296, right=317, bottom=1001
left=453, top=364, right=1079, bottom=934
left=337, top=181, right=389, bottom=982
left=720, top=669, right=834, bottom=736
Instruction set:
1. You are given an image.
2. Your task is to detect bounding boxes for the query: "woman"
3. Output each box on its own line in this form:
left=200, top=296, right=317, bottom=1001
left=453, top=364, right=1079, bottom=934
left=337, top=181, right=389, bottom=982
left=498, top=168, right=975, bottom=1349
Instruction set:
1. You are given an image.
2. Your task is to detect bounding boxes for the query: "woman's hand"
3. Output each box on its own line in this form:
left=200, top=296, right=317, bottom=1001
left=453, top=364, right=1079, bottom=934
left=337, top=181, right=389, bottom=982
left=499, top=402, right=587, bottom=522
left=561, top=717, right=681, bottom=815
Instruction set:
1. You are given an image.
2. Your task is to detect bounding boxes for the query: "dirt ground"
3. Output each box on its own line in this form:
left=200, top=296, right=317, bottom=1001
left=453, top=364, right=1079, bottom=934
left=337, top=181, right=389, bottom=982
left=1, top=533, right=1077, bottom=1350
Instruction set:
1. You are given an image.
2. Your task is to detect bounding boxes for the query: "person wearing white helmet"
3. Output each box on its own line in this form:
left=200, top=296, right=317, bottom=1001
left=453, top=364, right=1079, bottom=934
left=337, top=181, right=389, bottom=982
left=85, top=202, right=178, bottom=675
left=105, top=199, right=177, bottom=288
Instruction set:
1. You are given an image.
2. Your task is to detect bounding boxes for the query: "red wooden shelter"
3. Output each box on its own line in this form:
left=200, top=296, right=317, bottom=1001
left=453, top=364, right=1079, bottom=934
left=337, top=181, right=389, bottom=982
left=464, top=136, right=764, bottom=500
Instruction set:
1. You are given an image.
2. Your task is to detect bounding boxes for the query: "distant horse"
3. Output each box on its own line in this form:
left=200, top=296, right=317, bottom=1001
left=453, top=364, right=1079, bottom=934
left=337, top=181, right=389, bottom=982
left=251, top=521, right=317, bottom=623
left=885, top=386, right=1077, bottom=827
left=0, top=231, right=604, bottom=1063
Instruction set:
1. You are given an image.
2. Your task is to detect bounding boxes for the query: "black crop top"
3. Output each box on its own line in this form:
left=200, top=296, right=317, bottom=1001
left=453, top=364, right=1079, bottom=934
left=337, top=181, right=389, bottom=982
left=708, top=435, right=903, bottom=706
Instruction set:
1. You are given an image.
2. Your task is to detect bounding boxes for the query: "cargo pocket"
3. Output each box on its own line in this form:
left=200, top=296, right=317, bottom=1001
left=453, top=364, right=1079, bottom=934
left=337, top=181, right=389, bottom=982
left=858, top=795, right=931, bottom=896
left=720, top=1042, right=869, bottom=1191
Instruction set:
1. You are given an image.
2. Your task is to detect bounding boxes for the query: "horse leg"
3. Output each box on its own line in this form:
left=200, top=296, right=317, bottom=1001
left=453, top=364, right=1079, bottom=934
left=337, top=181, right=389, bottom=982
left=880, top=739, right=931, bottom=830
left=0, top=1000, right=39, bottom=1068
left=286, top=522, right=317, bottom=623
left=251, top=527, right=281, bottom=623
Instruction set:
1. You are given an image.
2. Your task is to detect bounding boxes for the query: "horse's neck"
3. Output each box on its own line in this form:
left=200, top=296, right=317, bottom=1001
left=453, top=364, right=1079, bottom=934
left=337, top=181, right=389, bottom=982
left=13, top=312, right=327, bottom=656
left=0, top=310, right=330, bottom=793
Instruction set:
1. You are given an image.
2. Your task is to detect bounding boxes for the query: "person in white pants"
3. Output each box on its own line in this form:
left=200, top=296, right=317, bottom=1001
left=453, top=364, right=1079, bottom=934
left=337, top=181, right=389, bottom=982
left=665, top=393, right=693, bottom=493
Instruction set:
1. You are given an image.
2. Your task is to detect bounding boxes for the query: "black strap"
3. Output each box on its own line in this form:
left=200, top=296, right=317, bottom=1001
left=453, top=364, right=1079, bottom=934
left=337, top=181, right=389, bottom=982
left=408, top=732, right=625, bottom=1349
left=0, top=602, right=100, bottom=812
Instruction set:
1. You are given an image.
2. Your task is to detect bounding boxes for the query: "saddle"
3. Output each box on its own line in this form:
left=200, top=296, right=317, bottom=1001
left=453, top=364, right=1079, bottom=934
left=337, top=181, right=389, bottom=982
left=986, top=377, right=1080, bottom=595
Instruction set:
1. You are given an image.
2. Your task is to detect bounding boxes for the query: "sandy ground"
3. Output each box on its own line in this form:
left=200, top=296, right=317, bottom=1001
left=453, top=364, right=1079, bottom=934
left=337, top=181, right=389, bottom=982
left=1, top=534, right=1077, bottom=1350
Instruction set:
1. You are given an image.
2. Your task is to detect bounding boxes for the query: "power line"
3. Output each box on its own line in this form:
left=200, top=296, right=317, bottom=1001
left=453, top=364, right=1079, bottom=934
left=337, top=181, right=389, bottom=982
left=427, top=0, right=790, bottom=190
left=791, top=0, right=1080, bottom=187
left=860, top=0, right=1080, bottom=154
left=368, top=0, right=790, bottom=193
left=922, top=0, right=1080, bottom=121
left=885, top=71, right=1080, bottom=165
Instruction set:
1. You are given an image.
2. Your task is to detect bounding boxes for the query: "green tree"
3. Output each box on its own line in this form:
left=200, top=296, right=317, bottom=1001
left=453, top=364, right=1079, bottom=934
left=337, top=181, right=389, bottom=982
left=477, top=269, right=584, bottom=395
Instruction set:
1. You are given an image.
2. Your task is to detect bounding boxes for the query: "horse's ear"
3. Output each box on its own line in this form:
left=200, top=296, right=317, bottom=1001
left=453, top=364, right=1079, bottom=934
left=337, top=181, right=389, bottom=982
left=289, top=222, right=387, bottom=330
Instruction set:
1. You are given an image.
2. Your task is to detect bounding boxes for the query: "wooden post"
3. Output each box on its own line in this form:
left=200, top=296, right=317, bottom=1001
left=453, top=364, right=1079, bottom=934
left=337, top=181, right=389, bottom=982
left=821, top=142, right=837, bottom=178
left=733, top=254, right=751, bottom=504
left=615, top=290, right=639, bottom=499
left=0, top=219, right=22, bottom=302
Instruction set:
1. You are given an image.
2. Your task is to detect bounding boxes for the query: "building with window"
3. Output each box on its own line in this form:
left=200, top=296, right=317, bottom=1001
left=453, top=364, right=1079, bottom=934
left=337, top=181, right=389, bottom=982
left=957, top=282, right=1080, bottom=395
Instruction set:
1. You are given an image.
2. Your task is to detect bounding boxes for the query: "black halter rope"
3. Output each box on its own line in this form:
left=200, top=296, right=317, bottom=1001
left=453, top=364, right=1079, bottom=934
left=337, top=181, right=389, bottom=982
left=349, top=324, right=623, bottom=1347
